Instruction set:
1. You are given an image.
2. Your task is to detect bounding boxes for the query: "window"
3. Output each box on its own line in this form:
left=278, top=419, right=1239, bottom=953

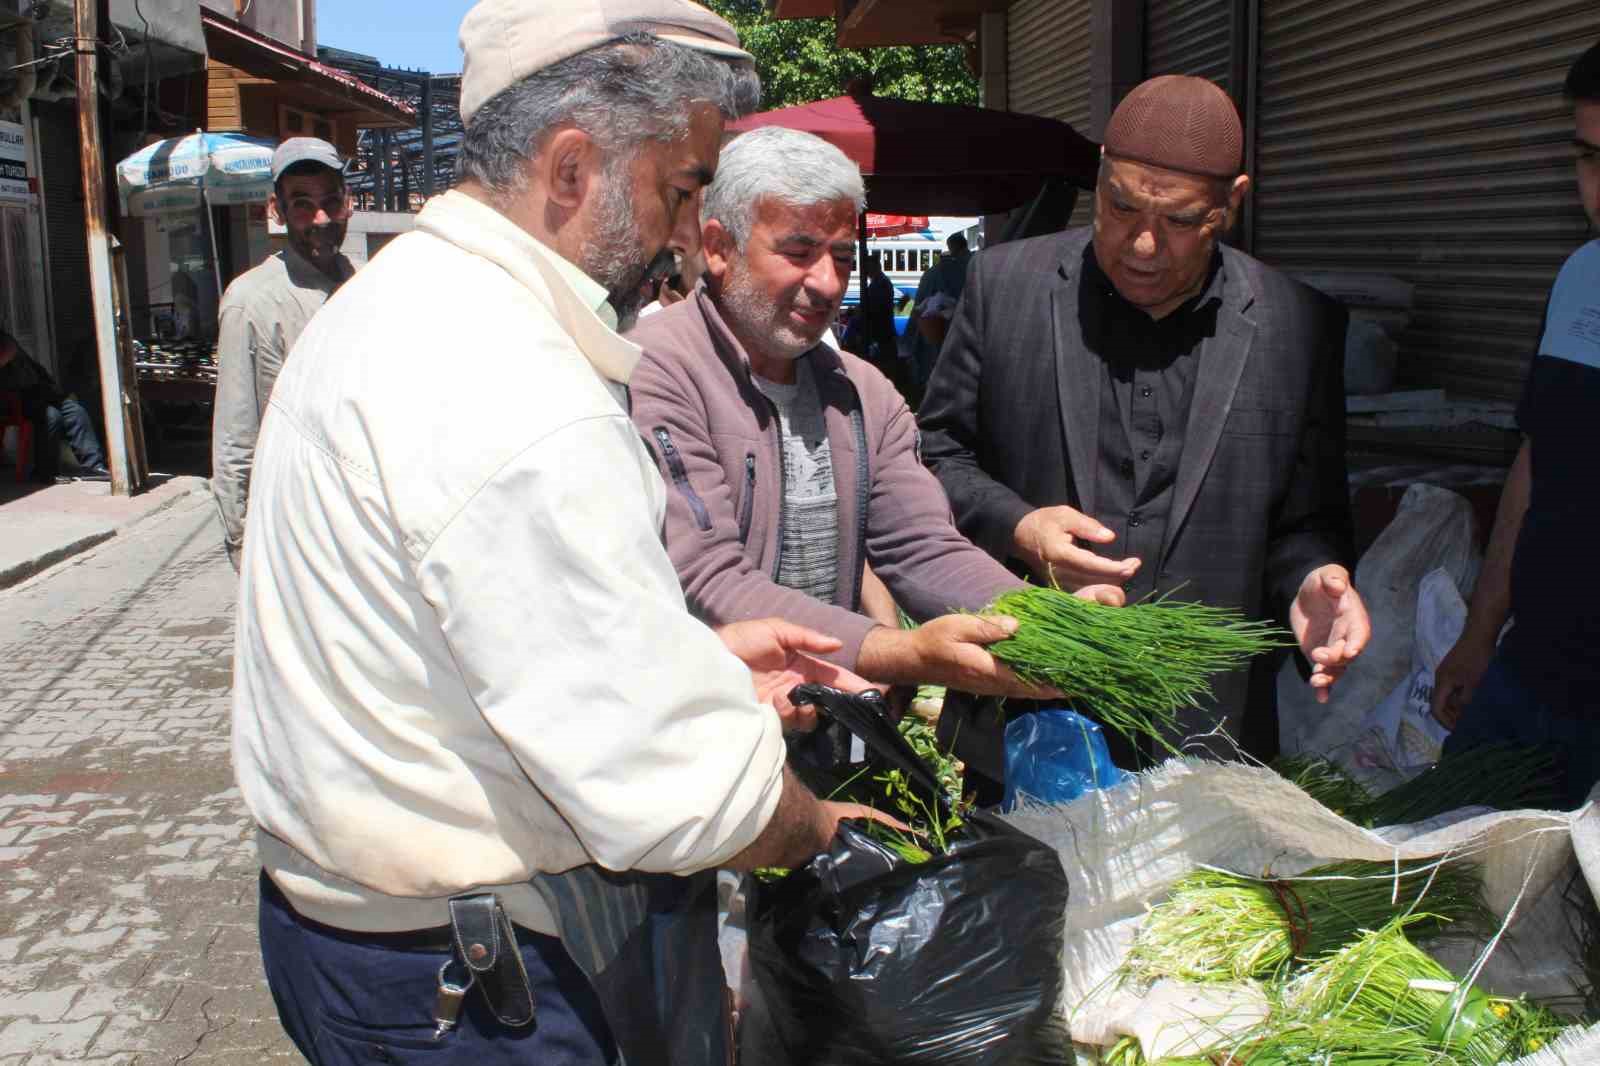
left=279, top=106, right=339, bottom=149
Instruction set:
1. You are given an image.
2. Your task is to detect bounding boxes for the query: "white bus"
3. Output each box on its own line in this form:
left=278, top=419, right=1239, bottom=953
left=844, top=217, right=979, bottom=307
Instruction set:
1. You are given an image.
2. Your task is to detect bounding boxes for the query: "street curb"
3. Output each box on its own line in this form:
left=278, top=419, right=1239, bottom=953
left=0, top=530, right=117, bottom=590
left=0, top=478, right=209, bottom=591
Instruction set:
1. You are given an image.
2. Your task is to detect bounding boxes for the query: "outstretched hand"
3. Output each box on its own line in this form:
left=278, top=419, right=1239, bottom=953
left=1290, top=565, right=1371, bottom=704
left=1012, top=505, right=1141, bottom=589
left=716, top=618, right=874, bottom=733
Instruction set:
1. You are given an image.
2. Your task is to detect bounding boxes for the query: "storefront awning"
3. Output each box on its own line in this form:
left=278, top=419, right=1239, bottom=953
left=201, top=10, right=414, bottom=129
left=770, top=0, right=1008, bottom=48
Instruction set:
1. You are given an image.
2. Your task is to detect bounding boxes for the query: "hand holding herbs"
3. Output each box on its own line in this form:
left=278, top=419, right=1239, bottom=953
left=857, top=611, right=1064, bottom=698
left=982, top=586, right=1291, bottom=749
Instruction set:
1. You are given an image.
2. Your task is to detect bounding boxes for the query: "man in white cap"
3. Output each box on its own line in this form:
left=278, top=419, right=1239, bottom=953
left=210, top=136, right=354, bottom=570
left=232, top=4, right=890, bottom=1064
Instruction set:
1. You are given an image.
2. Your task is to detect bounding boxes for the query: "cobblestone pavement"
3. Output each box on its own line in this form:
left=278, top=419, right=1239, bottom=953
left=0, top=493, right=298, bottom=1066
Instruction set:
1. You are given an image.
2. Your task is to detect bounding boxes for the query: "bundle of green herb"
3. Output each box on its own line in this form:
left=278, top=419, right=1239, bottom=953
left=1124, top=859, right=1491, bottom=983
left=862, top=712, right=973, bottom=862
left=1231, top=1018, right=1464, bottom=1065
left=1098, top=1035, right=1211, bottom=1066
left=1348, top=745, right=1562, bottom=827
left=1270, top=753, right=1373, bottom=817
left=1286, top=921, right=1569, bottom=1064
left=1566, top=876, right=1600, bottom=1021
left=983, top=587, right=1290, bottom=749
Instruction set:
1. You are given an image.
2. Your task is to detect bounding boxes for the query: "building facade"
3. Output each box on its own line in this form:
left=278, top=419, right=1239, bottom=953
left=774, top=0, right=1595, bottom=400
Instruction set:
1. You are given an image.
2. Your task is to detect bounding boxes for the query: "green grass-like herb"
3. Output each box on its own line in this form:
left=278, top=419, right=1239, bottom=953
left=1348, top=745, right=1563, bottom=827
left=984, top=586, right=1291, bottom=750
left=1272, top=754, right=1374, bottom=818
left=1286, top=921, right=1570, bottom=1064
left=1125, top=859, right=1492, bottom=984
left=863, top=713, right=972, bottom=860
left=1234, top=1017, right=1466, bottom=1065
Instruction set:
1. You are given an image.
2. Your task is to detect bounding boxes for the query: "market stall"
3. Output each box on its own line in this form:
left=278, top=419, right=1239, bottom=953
left=112, top=132, right=275, bottom=445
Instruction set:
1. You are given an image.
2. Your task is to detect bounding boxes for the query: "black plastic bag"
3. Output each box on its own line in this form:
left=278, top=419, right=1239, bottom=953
left=745, top=685, right=1074, bottom=1065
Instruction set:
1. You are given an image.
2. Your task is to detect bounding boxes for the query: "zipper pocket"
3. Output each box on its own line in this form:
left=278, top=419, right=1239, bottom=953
left=849, top=405, right=870, bottom=613
left=737, top=454, right=756, bottom=543
left=652, top=427, right=712, bottom=532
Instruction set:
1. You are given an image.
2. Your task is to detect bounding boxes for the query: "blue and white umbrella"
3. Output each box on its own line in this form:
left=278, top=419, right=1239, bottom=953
left=116, top=132, right=278, bottom=217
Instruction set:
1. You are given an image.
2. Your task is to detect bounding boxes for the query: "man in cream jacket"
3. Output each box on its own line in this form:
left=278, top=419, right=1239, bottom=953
left=231, top=3, right=888, bottom=1063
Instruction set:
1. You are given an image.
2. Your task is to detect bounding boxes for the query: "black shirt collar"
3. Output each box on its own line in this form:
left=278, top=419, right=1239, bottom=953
left=1084, top=244, right=1226, bottom=328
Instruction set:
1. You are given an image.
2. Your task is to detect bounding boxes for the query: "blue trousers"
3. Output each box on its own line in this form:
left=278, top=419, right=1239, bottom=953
left=19, top=394, right=105, bottom=481
left=1442, top=656, right=1600, bottom=810
left=257, top=873, right=618, bottom=1066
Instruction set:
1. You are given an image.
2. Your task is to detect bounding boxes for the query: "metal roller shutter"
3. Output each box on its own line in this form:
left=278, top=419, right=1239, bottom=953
left=1252, top=0, right=1595, bottom=399
left=1146, top=0, right=1235, bottom=94
left=1008, top=0, right=1095, bottom=227
left=35, top=101, right=93, bottom=384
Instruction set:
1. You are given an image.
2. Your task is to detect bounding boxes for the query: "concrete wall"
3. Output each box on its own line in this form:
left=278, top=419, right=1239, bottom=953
left=337, top=211, right=415, bottom=268
left=199, top=0, right=309, bottom=53
left=259, top=210, right=414, bottom=269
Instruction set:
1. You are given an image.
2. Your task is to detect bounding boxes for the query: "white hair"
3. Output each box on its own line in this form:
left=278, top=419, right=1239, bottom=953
left=703, top=127, right=865, bottom=247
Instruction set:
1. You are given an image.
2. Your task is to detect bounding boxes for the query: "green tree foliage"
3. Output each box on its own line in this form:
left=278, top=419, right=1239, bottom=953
left=699, top=1, right=979, bottom=109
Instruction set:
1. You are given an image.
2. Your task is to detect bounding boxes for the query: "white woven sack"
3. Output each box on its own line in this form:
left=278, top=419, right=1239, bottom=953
left=1279, top=483, right=1480, bottom=766
left=1002, top=759, right=1598, bottom=1061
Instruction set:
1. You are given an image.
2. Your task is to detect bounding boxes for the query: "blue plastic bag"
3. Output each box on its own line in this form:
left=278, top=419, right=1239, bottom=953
left=1003, top=707, right=1129, bottom=810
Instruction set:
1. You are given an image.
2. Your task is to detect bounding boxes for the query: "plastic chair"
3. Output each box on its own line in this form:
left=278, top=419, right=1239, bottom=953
left=0, top=391, right=33, bottom=482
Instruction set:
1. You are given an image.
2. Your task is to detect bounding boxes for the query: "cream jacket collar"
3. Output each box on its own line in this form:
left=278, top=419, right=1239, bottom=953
left=416, top=190, right=640, bottom=384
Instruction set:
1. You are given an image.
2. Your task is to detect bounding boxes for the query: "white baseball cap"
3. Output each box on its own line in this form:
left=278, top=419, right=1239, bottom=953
left=458, top=0, right=752, bottom=127
left=271, top=137, right=344, bottom=181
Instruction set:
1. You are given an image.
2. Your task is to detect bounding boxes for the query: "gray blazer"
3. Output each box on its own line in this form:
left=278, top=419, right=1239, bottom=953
left=211, top=246, right=354, bottom=570
left=918, top=228, right=1353, bottom=773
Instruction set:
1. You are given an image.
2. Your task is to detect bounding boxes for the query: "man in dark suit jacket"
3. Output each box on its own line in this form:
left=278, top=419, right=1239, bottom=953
left=919, top=75, right=1371, bottom=786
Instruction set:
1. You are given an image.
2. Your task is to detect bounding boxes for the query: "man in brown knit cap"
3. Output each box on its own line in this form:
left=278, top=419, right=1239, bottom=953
left=920, top=74, right=1370, bottom=791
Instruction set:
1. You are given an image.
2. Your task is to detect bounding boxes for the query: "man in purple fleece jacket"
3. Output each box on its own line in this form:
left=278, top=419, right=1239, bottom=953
left=628, top=128, right=1122, bottom=723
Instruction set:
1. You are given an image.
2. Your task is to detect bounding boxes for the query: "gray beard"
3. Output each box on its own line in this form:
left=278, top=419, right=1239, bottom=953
left=718, top=265, right=825, bottom=363
left=579, top=163, right=654, bottom=324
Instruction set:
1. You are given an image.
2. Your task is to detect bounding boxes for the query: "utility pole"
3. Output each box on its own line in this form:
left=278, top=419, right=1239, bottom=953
left=75, top=0, right=141, bottom=495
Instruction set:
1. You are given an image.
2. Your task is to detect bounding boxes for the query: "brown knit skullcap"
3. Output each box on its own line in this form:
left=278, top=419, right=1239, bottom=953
left=1103, top=75, right=1243, bottom=179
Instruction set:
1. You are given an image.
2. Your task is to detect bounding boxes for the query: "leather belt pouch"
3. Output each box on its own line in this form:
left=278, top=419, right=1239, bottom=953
left=448, top=893, right=536, bottom=1028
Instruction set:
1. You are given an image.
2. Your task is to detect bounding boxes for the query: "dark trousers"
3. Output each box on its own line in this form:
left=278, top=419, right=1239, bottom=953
left=1442, top=656, right=1600, bottom=810
left=20, top=393, right=104, bottom=481
left=257, top=872, right=618, bottom=1066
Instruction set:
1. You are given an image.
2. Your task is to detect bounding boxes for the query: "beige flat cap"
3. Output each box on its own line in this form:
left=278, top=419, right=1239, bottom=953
left=458, top=0, right=752, bottom=126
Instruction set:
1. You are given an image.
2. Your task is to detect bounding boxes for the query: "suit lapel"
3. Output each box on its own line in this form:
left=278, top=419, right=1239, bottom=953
left=1164, top=269, right=1257, bottom=560
left=1052, top=256, right=1102, bottom=515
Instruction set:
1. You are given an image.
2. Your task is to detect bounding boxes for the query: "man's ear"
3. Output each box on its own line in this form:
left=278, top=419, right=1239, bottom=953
left=268, top=192, right=284, bottom=227
left=1227, top=173, right=1251, bottom=220
left=701, top=218, right=736, bottom=283
left=536, top=127, right=600, bottom=211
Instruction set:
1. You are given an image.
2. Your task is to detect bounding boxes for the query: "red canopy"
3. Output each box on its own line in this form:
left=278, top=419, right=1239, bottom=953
left=865, top=213, right=929, bottom=237
left=728, top=91, right=1099, bottom=216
